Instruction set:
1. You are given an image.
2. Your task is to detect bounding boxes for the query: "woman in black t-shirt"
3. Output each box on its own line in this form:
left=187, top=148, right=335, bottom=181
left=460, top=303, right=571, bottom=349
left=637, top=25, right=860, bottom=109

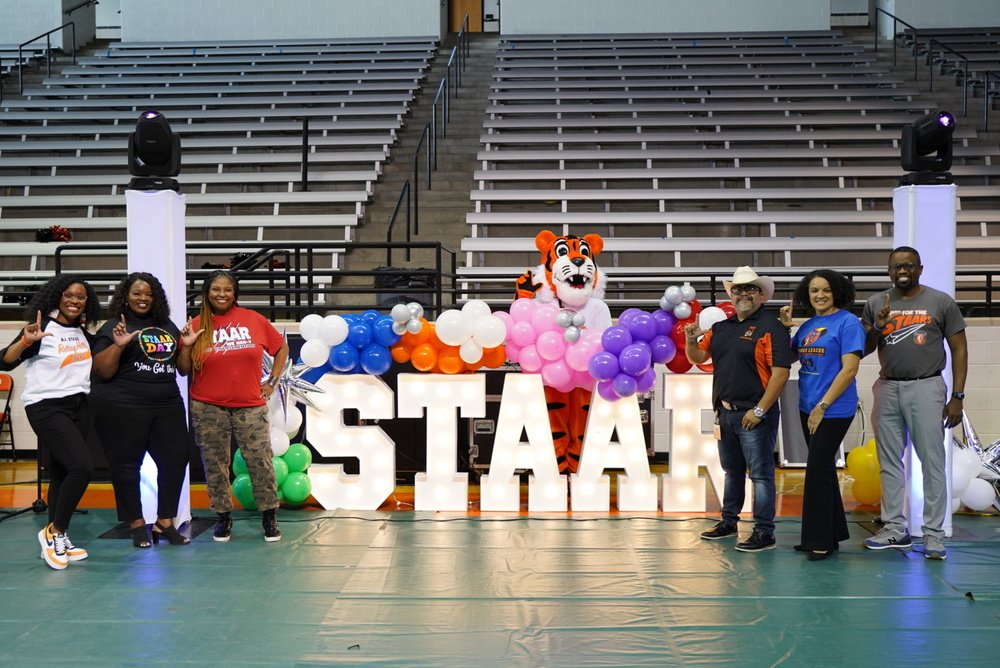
left=91, top=272, right=199, bottom=547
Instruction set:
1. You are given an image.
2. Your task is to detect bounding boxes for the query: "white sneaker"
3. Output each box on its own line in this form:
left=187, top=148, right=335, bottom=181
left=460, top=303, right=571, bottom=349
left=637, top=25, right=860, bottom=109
left=38, top=524, right=68, bottom=570
left=63, top=533, right=88, bottom=561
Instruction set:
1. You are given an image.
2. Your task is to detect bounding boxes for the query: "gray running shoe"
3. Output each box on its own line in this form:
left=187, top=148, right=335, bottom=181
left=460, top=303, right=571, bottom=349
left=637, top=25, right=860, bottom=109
left=863, top=526, right=912, bottom=550
left=923, top=535, right=947, bottom=560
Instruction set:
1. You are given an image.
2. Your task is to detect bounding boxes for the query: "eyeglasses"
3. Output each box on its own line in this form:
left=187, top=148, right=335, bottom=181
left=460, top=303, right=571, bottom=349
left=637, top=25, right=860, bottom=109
left=61, top=293, right=87, bottom=302
left=730, top=285, right=762, bottom=296
left=889, top=262, right=918, bottom=272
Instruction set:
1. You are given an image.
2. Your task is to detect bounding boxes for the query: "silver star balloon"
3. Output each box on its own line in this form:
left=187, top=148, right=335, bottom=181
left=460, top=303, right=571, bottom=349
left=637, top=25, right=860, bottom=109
left=262, top=350, right=326, bottom=415
left=955, top=410, right=1000, bottom=510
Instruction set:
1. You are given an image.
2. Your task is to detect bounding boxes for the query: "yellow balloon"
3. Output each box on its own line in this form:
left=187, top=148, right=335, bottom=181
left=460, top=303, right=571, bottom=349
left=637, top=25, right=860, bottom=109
left=865, top=438, right=877, bottom=451
left=847, top=447, right=879, bottom=483
left=852, top=480, right=882, bottom=506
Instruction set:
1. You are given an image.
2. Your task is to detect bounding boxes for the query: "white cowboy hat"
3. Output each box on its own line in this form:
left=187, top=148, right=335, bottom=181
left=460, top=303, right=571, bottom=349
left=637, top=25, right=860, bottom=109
left=723, top=266, right=775, bottom=302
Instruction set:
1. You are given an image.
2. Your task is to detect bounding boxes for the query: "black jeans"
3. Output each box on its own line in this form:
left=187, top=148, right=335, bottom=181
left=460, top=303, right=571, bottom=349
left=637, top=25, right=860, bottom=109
left=798, top=412, right=855, bottom=551
left=24, top=393, right=96, bottom=531
left=90, top=395, right=191, bottom=523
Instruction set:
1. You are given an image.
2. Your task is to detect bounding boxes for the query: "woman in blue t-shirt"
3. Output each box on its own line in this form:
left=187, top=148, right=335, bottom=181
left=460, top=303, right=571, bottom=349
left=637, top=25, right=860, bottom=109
left=91, top=272, right=199, bottom=548
left=780, top=269, right=865, bottom=561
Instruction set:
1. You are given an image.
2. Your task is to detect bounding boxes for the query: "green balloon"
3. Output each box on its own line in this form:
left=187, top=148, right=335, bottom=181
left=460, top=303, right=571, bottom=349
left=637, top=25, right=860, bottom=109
left=281, top=472, right=312, bottom=505
left=282, top=443, right=313, bottom=473
left=231, top=473, right=256, bottom=510
left=272, top=456, right=289, bottom=487
left=233, top=450, right=248, bottom=477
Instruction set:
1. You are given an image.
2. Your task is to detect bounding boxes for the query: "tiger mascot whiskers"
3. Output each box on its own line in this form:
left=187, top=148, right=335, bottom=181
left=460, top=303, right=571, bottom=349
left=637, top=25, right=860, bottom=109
left=515, top=231, right=611, bottom=474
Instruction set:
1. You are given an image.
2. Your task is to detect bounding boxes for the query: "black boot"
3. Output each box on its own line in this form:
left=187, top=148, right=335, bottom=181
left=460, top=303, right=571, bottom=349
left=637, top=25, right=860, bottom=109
left=213, top=512, right=232, bottom=542
left=262, top=509, right=281, bottom=542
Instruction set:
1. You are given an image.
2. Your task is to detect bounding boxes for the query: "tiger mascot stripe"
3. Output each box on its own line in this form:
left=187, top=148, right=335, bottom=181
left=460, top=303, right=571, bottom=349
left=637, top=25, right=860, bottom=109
left=515, top=231, right=612, bottom=475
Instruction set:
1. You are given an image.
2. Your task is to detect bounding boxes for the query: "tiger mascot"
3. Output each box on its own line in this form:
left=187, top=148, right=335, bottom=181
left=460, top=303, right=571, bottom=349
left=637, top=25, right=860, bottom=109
left=515, top=231, right=611, bottom=474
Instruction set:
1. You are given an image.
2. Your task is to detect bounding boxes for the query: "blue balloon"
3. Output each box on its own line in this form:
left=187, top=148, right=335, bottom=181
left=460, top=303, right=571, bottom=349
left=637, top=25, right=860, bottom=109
left=341, top=313, right=360, bottom=324
left=329, top=342, right=360, bottom=373
left=373, top=315, right=402, bottom=347
left=360, top=343, right=393, bottom=375
left=362, top=309, right=382, bottom=324
left=299, top=360, right=331, bottom=383
left=346, top=322, right=374, bottom=350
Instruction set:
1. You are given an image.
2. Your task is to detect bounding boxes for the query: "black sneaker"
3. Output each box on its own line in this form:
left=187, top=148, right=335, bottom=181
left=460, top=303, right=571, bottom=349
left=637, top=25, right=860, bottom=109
left=213, top=512, right=232, bottom=542
left=735, top=529, right=776, bottom=552
left=700, top=521, right=738, bottom=540
left=262, top=509, right=281, bottom=542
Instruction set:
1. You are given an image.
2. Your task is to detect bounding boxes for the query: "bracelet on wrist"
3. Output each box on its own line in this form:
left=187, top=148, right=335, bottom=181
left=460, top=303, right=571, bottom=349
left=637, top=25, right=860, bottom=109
left=20, top=335, right=30, bottom=347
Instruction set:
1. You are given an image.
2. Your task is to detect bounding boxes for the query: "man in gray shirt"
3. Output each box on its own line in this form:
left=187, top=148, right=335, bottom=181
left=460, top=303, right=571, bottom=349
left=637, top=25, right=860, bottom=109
left=860, top=245, right=968, bottom=560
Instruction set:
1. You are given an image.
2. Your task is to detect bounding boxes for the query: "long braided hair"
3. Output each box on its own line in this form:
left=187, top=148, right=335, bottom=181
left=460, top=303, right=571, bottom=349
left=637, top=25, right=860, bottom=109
left=191, top=270, right=239, bottom=373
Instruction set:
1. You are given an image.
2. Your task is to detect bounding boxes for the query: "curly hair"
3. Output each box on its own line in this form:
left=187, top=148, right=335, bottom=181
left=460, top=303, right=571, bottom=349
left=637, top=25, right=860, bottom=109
left=24, top=274, right=101, bottom=329
left=106, top=272, right=171, bottom=325
left=792, top=269, right=856, bottom=312
left=191, top=270, right=240, bottom=373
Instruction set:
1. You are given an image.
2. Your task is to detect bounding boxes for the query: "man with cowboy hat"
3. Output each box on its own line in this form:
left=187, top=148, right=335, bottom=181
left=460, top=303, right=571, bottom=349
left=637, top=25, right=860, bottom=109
left=685, top=266, right=791, bottom=551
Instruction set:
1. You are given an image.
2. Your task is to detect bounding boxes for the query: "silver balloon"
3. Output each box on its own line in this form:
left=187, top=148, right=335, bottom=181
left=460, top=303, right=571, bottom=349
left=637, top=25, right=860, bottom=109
left=392, top=321, right=407, bottom=335
left=659, top=297, right=670, bottom=312
left=405, top=318, right=423, bottom=334
left=563, top=325, right=581, bottom=343
left=571, top=312, right=586, bottom=327
left=390, top=303, right=411, bottom=324
left=407, top=302, right=424, bottom=320
left=555, top=310, right=574, bottom=328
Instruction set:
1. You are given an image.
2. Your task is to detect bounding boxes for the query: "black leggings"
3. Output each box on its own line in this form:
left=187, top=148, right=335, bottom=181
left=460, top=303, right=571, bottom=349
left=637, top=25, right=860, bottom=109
left=24, top=394, right=96, bottom=532
left=799, top=411, right=855, bottom=551
left=90, top=395, right=191, bottom=523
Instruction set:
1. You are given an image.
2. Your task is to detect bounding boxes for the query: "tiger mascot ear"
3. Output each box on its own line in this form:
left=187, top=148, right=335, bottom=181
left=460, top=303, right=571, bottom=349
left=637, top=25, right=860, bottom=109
left=535, top=230, right=558, bottom=253
left=582, top=233, right=603, bottom=257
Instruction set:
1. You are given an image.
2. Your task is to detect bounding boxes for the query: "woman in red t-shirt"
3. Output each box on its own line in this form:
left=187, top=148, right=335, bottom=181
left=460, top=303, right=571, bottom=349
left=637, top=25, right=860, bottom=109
left=178, top=270, right=288, bottom=543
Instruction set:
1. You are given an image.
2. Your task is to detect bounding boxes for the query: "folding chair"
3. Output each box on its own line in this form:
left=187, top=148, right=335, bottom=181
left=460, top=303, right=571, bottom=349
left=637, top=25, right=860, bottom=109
left=0, top=373, right=16, bottom=461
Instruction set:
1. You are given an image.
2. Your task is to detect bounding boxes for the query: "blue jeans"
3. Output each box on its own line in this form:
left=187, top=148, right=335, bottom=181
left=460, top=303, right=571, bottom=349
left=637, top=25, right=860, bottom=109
left=718, top=406, right=779, bottom=534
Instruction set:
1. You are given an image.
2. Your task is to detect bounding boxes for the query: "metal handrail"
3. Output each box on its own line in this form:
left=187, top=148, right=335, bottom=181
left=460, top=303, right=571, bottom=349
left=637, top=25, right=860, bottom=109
left=386, top=180, right=412, bottom=265
left=412, top=121, right=432, bottom=236
left=983, top=70, right=1000, bottom=131
left=65, top=0, right=98, bottom=16
left=18, top=22, right=77, bottom=94
left=874, top=8, right=920, bottom=79
left=927, top=39, right=969, bottom=116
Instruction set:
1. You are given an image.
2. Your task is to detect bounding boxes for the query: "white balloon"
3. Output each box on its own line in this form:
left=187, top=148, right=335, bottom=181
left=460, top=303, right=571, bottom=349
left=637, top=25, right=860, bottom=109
left=680, top=283, right=696, bottom=302
left=269, top=407, right=288, bottom=432
left=300, top=339, right=330, bottom=367
left=436, top=309, right=473, bottom=346
left=406, top=318, right=424, bottom=334
left=698, top=306, right=728, bottom=331
left=673, top=301, right=692, bottom=320
left=319, top=315, right=348, bottom=347
left=663, top=285, right=683, bottom=306
left=959, top=477, right=996, bottom=511
left=270, top=427, right=290, bottom=457
left=407, top=302, right=424, bottom=320
left=391, top=303, right=411, bottom=323
left=472, top=315, right=506, bottom=348
left=282, top=407, right=303, bottom=435
left=955, top=448, right=983, bottom=479
left=299, top=313, right=324, bottom=341
left=951, top=461, right=972, bottom=495
left=461, top=300, right=492, bottom=320
left=459, top=339, right=483, bottom=364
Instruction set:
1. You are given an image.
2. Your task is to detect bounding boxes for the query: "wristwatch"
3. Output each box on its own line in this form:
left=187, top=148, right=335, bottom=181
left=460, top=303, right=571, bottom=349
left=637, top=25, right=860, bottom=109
left=818, top=401, right=830, bottom=411
left=952, top=391, right=965, bottom=400
left=752, top=406, right=766, bottom=419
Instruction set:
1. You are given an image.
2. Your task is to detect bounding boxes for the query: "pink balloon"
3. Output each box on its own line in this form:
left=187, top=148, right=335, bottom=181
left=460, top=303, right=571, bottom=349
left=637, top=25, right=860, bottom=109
left=510, top=321, right=536, bottom=347
left=542, top=360, right=573, bottom=388
left=573, top=368, right=595, bottom=391
left=493, top=310, right=514, bottom=338
left=509, top=298, right=536, bottom=323
left=565, top=340, right=593, bottom=372
left=582, top=327, right=605, bottom=344
left=531, top=303, right=561, bottom=334
left=505, top=341, right=521, bottom=364
left=536, top=330, right=567, bottom=361
left=519, top=344, right=543, bottom=373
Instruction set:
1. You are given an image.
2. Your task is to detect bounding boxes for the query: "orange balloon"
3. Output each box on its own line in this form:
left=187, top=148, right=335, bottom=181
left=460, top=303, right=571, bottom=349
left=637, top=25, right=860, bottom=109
left=481, top=345, right=506, bottom=369
left=390, top=343, right=412, bottom=363
left=401, top=318, right=431, bottom=347
left=411, top=343, right=437, bottom=372
left=465, top=360, right=483, bottom=372
left=426, top=322, right=444, bottom=349
left=852, top=480, right=881, bottom=506
left=437, top=346, right=464, bottom=374
left=695, top=362, right=714, bottom=373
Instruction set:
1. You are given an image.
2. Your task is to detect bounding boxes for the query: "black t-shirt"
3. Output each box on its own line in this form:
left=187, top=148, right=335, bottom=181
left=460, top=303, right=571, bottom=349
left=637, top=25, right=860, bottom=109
left=90, top=313, right=183, bottom=407
left=700, top=306, right=791, bottom=412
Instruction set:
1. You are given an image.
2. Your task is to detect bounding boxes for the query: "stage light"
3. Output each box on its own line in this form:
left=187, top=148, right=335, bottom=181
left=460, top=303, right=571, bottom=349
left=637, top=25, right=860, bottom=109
left=128, top=110, right=181, bottom=191
left=900, top=111, right=955, bottom=185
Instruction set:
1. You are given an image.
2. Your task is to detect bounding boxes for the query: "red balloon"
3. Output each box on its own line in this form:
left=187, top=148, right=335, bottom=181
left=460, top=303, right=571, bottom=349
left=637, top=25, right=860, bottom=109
left=718, top=301, right=736, bottom=317
left=671, top=317, right=696, bottom=348
left=696, top=362, right=715, bottom=373
left=665, top=354, right=693, bottom=374
left=687, top=299, right=703, bottom=317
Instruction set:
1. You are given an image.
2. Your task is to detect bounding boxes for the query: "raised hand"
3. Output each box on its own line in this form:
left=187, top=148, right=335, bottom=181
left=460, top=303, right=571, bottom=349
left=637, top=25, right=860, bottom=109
left=22, top=312, right=52, bottom=343
left=515, top=270, right=542, bottom=299
left=683, top=321, right=704, bottom=342
left=874, top=293, right=895, bottom=329
left=179, top=318, right=204, bottom=347
left=779, top=303, right=796, bottom=329
left=112, top=315, right=140, bottom=347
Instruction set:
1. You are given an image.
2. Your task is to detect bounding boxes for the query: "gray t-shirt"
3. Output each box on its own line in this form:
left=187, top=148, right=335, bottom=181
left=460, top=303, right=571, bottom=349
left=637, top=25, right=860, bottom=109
left=862, top=285, right=966, bottom=379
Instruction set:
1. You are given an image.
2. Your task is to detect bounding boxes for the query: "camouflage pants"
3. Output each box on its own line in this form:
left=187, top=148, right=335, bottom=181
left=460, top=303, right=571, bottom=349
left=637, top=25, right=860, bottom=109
left=190, top=400, right=278, bottom=513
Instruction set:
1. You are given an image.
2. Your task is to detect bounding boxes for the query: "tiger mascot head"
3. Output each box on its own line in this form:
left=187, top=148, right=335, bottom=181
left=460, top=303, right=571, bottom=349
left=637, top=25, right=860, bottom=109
left=523, top=230, right=606, bottom=309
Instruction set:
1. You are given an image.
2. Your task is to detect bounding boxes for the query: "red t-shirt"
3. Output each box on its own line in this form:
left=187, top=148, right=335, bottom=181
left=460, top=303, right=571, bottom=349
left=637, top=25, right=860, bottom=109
left=190, top=305, right=284, bottom=407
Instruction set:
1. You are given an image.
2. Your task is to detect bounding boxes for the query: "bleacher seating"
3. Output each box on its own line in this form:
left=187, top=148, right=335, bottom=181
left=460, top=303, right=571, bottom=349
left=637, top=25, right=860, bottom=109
left=0, top=36, right=436, bottom=282
left=461, top=30, right=1000, bottom=306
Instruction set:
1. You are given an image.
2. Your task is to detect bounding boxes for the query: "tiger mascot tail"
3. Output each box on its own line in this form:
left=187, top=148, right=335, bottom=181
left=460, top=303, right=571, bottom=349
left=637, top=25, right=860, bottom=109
left=515, top=231, right=611, bottom=474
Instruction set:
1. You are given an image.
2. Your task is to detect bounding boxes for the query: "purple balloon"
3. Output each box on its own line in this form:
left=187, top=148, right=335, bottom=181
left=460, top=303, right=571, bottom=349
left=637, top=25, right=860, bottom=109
left=636, top=367, right=657, bottom=394
left=627, top=312, right=658, bottom=342
left=588, top=351, right=620, bottom=381
left=612, top=372, right=638, bottom=398
left=617, top=308, right=643, bottom=328
left=650, top=334, right=677, bottom=365
left=653, top=309, right=677, bottom=337
left=601, top=325, right=633, bottom=356
left=618, top=343, right=652, bottom=376
left=597, top=379, right=620, bottom=402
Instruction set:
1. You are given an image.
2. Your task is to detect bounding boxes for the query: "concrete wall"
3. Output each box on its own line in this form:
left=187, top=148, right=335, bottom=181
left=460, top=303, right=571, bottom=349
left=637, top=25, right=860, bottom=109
left=499, top=0, right=831, bottom=35
left=876, top=0, right=1000, bottom=38
left=120, top=0, right=445, bottom=42
left=0, top=0, right=93, bottom=50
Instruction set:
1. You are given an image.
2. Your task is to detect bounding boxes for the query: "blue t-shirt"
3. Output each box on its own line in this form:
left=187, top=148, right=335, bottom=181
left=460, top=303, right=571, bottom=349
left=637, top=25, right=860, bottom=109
left=791, top=309, right=865, bottom=418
